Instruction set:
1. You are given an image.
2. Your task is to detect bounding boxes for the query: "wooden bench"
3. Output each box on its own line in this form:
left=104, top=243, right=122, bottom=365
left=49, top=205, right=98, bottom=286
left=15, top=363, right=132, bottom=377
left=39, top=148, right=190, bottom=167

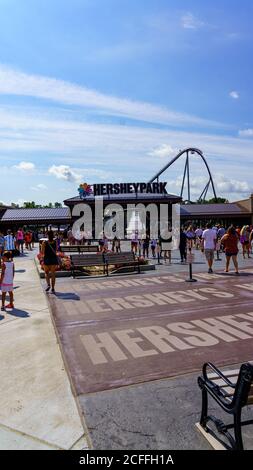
left=104, top=252, right=140, bottom=275
left=70, top=254, right=105, bottom=277
left=61, top=245, right=98, bottom=254
left=198, top=362, right=253, bottom=450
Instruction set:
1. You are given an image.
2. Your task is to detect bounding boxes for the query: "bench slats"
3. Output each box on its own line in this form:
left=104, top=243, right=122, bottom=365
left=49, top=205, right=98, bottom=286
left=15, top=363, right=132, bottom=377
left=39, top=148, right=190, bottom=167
left=207, top=369, right=253, bottom=404
left=71, top=254, right=104, bottom=266
left=208, top=369, right=240, bottom=380
left=61, top=245, right=98, bottom=253
left=73, top=260, right=104, bottom=267
left=70, top=251, right=140, bottom=277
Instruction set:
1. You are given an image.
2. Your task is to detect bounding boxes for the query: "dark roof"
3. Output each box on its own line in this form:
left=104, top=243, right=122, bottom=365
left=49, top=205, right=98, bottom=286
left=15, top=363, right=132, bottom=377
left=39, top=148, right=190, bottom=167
left=0, top=201, right=250, bottom=225
left=1, top=207, right=71, bottom=223
left=64, top=193, right=182, bottom=205
left=180, top=203, right=250, bottom=217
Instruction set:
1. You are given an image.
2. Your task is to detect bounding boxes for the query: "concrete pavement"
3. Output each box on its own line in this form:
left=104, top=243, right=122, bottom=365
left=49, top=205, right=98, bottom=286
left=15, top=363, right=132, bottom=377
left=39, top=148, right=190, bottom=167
left=0, top=251, right=90, bottom=450
left=1, top=246, right=253, bottom=450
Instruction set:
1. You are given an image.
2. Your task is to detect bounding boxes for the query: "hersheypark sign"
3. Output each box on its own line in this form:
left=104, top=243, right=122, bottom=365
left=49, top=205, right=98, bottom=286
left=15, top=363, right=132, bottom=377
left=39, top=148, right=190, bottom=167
left=78, top=182, right=168, bottom=199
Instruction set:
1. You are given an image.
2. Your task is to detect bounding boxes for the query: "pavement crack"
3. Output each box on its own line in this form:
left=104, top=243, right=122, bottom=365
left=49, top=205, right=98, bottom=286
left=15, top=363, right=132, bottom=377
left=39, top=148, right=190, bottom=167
left=109, top=419, right=155, bottom=438
left=69, top=433, right=89, bottom=450
left=0, top=422, right=64, bottom=450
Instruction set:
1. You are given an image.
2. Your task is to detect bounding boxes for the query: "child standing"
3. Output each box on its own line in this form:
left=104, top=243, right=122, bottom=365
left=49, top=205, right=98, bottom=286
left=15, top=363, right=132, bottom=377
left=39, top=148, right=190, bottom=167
left=1, top=251, right=15, bottom=312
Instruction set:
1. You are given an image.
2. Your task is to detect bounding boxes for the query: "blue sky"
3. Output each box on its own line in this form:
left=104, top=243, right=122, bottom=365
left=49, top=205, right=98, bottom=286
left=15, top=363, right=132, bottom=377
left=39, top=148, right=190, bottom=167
left=0, top=0, right=253, bottom=204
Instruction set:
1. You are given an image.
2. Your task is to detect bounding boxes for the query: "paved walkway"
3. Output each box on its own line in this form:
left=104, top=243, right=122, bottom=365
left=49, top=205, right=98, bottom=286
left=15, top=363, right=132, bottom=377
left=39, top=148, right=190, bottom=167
left=1, top=247, right=253, bottom=449
left=0, top=252, right=90, bottom=450
left=47, top=263, right=253, bottom=449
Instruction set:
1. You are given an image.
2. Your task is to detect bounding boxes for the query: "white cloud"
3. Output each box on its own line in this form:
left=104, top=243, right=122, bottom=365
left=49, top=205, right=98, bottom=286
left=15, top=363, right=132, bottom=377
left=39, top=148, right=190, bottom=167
left=215, top=174, right=250, bottom=194
left=81, top=168, right=112, bottom=180
left=31, top=183, right=47, bottom=191
left=0, top=106, right=252, bottom=169
left=181, top=13, right=205, bottom=30
left=13, top=161, right=35, bottom=171
left=148, top=144, right=175, bottom=158
left=0, top=64, right=225, bottom=129
left=0, top=106, right=253, bottom=201
left=48, top=165, right=82, bottom=183
left=166, top=174, right=251, bottom=200
left=230, top=91, right=239, bottom=99
left=238, top=129, right=253, bottom=137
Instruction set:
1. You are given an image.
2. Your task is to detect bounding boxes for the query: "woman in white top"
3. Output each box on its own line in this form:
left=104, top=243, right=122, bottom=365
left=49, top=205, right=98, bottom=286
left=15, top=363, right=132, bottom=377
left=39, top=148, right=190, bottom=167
left=1, top=251, right=15, bottom=311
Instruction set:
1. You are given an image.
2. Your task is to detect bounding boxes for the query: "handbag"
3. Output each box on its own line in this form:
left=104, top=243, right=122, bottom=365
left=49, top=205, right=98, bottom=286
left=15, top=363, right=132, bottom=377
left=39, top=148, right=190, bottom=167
left=47, top=241, right=62, bottom=268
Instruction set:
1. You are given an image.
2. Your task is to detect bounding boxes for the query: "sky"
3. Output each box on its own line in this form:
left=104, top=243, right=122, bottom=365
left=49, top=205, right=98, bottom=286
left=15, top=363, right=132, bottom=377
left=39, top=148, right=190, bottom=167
left=0, top=0, right=253, bottom=205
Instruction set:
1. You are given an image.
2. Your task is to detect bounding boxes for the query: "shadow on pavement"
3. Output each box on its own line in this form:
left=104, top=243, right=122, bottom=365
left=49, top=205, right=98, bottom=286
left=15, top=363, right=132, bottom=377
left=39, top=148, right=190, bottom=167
left=7, top=309, right=30, bottom=318
left=216, top=272, right=253, bottom=277
left=54, top=293, right=80, bottom=301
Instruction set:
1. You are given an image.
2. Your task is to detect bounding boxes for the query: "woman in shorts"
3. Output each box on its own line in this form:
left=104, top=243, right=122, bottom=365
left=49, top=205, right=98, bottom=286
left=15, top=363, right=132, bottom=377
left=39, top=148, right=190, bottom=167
left=186, top=225, right=196, bottom=249
left=221, top=226, right=239, bottom=274
left=240, top=225, right=251, bottom=259
left=16, top=227, right=25, bottom=254
left=41, top=231, right=59, bottom=293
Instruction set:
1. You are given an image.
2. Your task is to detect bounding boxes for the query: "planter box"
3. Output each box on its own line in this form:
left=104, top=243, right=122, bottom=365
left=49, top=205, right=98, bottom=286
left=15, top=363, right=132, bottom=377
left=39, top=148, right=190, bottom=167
left=34, top=257, right=71, bottom=279
left=34, top=257, right=155, bottom=279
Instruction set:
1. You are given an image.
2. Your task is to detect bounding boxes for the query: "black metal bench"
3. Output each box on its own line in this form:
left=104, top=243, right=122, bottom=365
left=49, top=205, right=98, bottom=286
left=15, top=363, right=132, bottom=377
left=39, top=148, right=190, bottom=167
left=198, top=362, right=253, bottom=450
left=61, top=245, right=98, bottom=254
left=70, top=252, right=141, bottom=277
left=104, top=252, right=140, bottom=275
left=70, top=254, right=105, bottom=277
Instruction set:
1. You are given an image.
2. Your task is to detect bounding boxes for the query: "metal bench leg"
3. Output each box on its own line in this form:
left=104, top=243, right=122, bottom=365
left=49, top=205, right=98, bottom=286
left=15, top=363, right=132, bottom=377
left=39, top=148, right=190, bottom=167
left=200, top=388, right=208, bottom=429
left=234, top=410, right=244, bottom=450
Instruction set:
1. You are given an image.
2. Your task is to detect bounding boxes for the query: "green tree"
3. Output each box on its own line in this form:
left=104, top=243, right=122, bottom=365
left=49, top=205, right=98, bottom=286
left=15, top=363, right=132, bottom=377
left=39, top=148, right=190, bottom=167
left=203, top=197, right=229, bottom=204
left=23, top=201, right=42, bottom=208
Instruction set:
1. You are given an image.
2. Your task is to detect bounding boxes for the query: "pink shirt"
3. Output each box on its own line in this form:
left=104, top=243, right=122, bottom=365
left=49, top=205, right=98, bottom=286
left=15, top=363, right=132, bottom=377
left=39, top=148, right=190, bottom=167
left=17, top=230, right=24, bottom=241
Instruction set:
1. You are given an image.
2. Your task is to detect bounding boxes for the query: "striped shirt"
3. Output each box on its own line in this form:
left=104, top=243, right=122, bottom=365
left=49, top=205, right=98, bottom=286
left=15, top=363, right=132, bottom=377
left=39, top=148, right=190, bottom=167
left=4, top=235, right=16, bottom=251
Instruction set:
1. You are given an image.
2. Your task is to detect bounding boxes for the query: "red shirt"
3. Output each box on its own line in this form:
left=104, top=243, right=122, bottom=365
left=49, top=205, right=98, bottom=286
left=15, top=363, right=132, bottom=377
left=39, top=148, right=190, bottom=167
left=221, top=233, right=238, bottom=254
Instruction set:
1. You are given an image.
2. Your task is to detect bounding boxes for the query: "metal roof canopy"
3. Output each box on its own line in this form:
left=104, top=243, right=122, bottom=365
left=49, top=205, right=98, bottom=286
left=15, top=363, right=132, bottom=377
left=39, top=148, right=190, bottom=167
left=180, top=203, right=250, bottom=217
left=64, top=192, right=182, bottom=206
left=0, top=207, right=71, bottom=224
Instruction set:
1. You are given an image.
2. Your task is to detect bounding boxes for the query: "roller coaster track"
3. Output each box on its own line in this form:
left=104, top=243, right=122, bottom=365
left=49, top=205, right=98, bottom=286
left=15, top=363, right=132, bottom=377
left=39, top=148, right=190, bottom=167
left=148, top=147, right=217, bottom=203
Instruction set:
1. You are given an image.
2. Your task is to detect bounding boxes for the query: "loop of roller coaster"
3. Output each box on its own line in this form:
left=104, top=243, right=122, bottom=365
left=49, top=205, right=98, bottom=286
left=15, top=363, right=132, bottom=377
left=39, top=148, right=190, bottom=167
left=148, top=147, right=217, bottom=203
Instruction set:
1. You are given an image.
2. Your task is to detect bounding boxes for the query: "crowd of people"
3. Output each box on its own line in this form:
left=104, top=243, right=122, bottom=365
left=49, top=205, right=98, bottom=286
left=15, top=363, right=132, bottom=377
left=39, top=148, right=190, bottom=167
left=0, top=228, right=38, bottom=313
left=1, top=222, right=252, bottom=313
left=0, top=228, right=37, bottom=257
left=128, top=223, right=253, bottom=273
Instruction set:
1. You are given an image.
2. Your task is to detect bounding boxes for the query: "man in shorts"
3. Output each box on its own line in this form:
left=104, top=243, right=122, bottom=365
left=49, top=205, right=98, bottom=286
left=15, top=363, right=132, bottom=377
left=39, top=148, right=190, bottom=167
left=201, top=223, right=217, bottom=274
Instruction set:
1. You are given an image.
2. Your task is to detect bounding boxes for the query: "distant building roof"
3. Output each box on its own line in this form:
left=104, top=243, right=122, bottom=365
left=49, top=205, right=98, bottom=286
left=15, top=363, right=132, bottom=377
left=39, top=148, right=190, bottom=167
left=180, top=203, right=250, bottom=217
left=64, top=193, right=182, bottom=205
left=0, top=201, right=251, bottom=226
left=0, top=207, right=71, bottom=223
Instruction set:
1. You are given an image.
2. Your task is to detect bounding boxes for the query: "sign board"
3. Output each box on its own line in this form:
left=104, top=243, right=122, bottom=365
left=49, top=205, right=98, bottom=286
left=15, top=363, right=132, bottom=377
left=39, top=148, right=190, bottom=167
left=78, top=182, right=168, bottom=199
left=188, top=252, right=195, bottom=264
